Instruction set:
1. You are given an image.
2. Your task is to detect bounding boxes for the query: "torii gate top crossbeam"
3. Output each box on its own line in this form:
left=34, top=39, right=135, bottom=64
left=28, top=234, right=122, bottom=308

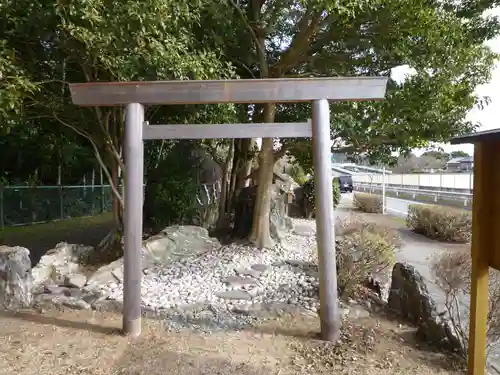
left=69, top=77, right=387, bottom=106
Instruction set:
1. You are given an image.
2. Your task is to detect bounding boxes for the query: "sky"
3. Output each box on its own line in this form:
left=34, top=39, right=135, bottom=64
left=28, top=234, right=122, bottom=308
left=393, top=7, right=500, bottom=157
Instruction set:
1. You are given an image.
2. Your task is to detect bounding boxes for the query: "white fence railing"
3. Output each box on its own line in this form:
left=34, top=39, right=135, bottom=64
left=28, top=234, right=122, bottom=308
left=354, top=183, right=473, bottom=208
left=352, top=172, right=473, bottom=192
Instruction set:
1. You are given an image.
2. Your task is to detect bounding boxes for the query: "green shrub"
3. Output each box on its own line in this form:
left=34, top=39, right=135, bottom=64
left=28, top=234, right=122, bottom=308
left=333, top=215, right=399, bottom=297
left=302, top=177, right=341, bottom=217
left=406, top=204, right=472, bottom=243
left=287, top=163, right=309, bottom=185
left=353, top=193, right=382, bottom=213
left=143, top=142, right=203, bottom=232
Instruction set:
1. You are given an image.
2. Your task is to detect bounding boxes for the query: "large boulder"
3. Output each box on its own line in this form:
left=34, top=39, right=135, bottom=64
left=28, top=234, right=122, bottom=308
left=31, top=242, right=94, bottom=286
left=387, top=262, right=462, bottom=354
left=0, top=246, right=33, bottom=309
left=86, top=225, right=220, bottom=290
left=233, top=185, right=293, bottom=242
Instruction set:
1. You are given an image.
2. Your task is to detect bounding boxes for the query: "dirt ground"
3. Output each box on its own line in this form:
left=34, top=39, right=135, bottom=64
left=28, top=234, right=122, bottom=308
left=0, top=307, right=465, bottom=375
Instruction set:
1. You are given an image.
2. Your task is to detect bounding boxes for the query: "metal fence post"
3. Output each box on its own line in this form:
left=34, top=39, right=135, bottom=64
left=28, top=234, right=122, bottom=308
left=100, top=168, right=105, bottom=213
left=0, top=185, right=4, bottom=229
left=59, top=185, right=64, bottom=220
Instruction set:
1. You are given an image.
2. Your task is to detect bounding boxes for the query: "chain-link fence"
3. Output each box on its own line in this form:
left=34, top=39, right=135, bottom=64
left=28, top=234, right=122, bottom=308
left=0, top=185, right=114, bottom=228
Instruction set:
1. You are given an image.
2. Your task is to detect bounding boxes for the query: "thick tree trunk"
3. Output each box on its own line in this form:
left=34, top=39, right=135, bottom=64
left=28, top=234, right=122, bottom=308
left=217, top=140, right=235, bottom=229
left=249, top=137, right=275, bottom=248
left=249, top=103, right=276, bottom=248
left=227, top=138, right=254, bottom=215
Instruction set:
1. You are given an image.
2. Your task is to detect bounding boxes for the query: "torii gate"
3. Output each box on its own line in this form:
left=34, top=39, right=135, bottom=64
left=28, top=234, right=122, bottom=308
left=69, top=77, right=388, bottom=340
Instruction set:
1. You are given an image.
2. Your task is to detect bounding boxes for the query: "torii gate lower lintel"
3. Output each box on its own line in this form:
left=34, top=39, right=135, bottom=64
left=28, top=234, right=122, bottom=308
left=69, top=77, right=388, bottom=340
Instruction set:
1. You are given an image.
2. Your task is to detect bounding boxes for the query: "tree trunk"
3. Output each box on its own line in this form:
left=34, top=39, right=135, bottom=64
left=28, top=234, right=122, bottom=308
left=249, top=103, right=276, bottom=248
left=217, top=140, right=235, bottom=229
left=227, top=138, right=254, bottom=215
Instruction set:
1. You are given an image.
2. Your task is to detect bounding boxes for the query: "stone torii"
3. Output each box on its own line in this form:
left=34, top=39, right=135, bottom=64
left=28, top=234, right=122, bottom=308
left=68, top=77, right=388, bottom=340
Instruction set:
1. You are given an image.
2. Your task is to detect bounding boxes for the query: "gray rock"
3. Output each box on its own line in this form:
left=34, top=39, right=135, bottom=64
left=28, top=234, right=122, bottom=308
left=32, top=243, right=94, bottom=286
left=36, top=294, right=91, bottom=310
left=250, top=264, right=270, bottom=273
left=81, top=290, right=105, bottom=305
left=64, top=273, right=87, bottom=289
left=286, top=259, right=307, bottom=267
left=234, top=268, right=262, bottom=278
left=0, top=246, right=32, bottom=309
left=347, top=305, right=370, bottom=320
left=43, top=284, right=67, bottom=295
left=293, top=223, right=315, bottom=237
left=216, top=290, right=252, bottom=300
left=85, top=258, right=123, bottom=289
left=111, top=267, right=124, bottom=283
left=388, top=262, right=463, bottom=355
left=222, top=276, right=258, bottom=288
left=143, top=225, right=220, bottom=266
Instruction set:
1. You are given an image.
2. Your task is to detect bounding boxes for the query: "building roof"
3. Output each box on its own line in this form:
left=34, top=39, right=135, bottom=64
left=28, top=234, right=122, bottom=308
left=447, top=157, right=465, bottom=164
left=447, top=156, right=474, bottom=164
left=451, top=128, right=500, bottom=145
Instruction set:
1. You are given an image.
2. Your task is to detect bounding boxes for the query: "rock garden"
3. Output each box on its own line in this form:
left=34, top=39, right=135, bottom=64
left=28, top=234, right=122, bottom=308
left=0, top=211, right=466, bottom=358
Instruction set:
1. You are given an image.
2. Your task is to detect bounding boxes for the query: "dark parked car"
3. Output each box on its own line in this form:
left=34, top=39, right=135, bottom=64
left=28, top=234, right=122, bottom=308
left=335, top=175, right=353, bottom=193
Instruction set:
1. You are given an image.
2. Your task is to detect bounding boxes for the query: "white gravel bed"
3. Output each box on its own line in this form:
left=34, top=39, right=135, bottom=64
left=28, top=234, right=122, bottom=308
left=104, top=219, right=320, bottom=314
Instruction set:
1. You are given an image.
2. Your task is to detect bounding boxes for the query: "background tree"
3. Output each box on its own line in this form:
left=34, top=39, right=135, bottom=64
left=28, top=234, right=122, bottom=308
left=1, top=0, right=238, bottom=249
left=204, top=0, right=498, bottom=248
left=450, top=150, right=471, bottom=159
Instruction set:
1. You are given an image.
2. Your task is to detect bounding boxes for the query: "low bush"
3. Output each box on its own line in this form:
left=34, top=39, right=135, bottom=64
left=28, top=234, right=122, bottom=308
left=406, top=204, right=472, bottom=243
left=302, top=177, right=341, bottom=218
left=432, top=249, right=500, bottom=358
left=353, top=193, right=382, bottom=213
left=333, top=215, right=400, bottom=297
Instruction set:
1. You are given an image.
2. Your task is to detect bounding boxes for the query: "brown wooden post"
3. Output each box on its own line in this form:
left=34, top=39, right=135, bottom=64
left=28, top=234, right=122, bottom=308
left=468, top=142, right=494, bottom=375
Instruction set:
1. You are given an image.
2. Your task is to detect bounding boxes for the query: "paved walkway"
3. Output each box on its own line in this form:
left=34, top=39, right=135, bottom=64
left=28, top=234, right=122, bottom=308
left=336, top=194, right=500, bottom=373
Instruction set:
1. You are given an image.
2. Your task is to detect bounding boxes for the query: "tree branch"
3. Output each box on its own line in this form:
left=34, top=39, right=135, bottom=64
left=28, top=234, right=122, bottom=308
left=53, top=112, right=125, bottom=208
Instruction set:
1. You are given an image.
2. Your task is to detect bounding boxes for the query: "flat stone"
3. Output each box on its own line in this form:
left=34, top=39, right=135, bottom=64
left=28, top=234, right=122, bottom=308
left=222, top=276, right=258, bottom=288
left=61, top=297, right=91, bottom=310
left=234, top=268, right=262, bottom=278
left=286, top=259, right=307, bottom=267
left=64, top=273, right=87, bottom=289
left=216, top=290, right=252, bottom=301
left=43, top=284, right=67, bottom=295
left=347, top=305, right=370, bottom=320
left=250, top=264, right=270, bottom=273
left=232, top=303, right=262, bottom=316
left=293, top=224, right=315, bottom=237
left=63, top=288, right=84, bottom=298
left=81, top=291, right=103, bottom=305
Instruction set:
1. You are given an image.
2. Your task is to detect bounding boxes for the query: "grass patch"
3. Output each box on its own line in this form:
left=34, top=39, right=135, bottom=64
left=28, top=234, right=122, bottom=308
left=0, top=213, right=114, bottom=264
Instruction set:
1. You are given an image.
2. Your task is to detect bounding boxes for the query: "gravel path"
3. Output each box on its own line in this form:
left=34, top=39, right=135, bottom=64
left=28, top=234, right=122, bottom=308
left=99, top=218, right=321, bottom=331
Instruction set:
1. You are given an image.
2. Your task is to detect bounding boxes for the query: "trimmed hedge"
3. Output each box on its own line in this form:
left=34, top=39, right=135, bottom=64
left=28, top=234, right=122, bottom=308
left=406, top=204, right=472, bottom=243
left=353, top=193, right=382, bottom=213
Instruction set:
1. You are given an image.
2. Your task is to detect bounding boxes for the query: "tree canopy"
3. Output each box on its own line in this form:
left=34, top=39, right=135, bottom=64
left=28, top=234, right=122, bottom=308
left=0, top=0, right=498, bottom=247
